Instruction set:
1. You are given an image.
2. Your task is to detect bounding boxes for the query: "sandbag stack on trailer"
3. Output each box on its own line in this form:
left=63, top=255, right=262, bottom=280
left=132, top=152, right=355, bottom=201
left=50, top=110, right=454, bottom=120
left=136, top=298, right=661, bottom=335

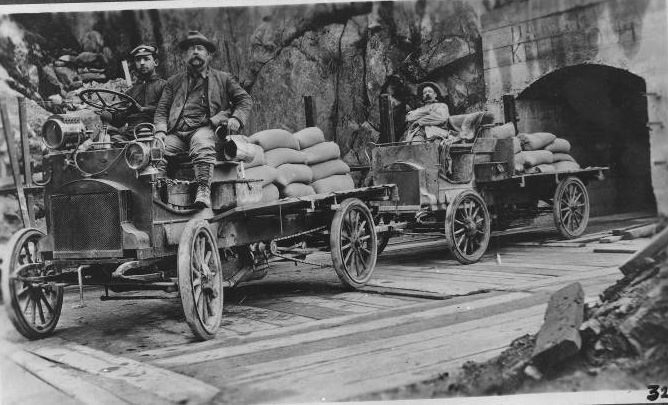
left=249, top=128, right=315, bottom=199
left=514, top=132, right=581, bottom=174
left=298, top=127, right=355, bottom=194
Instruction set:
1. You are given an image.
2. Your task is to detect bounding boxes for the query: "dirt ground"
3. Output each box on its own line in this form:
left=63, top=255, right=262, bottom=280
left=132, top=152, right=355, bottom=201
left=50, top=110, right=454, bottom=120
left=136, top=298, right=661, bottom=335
left=357, top=245, right=668, bottom=402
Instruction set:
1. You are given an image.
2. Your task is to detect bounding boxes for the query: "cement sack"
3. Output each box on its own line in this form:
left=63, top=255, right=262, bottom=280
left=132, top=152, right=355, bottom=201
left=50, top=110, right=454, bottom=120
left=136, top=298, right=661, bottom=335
left=280, top=183, right=316, bottom=198
left=311, top=174, right=355, bottom=194
left=545, top=138, right=571, bottom=153
left=522, top=150, right=554, bottom=168
left=310, top=159, right=350, bottom=181
left=535, top=164, right=556, bottom=174
left=294, top=127, right=326, bottom=149
left=518, top=132, right=557, bottom=151
left=275, top=164, right=314, bottom=187
left=488, top=122, right=516, bottom=139
left=302, top=142, right=341, bottom=165
left=513, top=137, right=522, bottom=153
left=261, top=184, right=280, bottom=202
left=249, top=129, right=300, bottom=151
left=554, top=160, right=581, bottom=172
left=244, top=165, right=278, bottom=187
left=552, top=153, right=575, bottom=162
left=264, top=148, right=307, bottom=167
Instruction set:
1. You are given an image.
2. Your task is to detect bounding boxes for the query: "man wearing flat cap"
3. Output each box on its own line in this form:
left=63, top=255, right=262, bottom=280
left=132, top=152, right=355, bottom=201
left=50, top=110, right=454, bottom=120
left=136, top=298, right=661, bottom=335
left=101, top=44, right=166, bottom=142
left=154, top=30, right=253, bottom=208
left=403, top=81, right=451, bottom=143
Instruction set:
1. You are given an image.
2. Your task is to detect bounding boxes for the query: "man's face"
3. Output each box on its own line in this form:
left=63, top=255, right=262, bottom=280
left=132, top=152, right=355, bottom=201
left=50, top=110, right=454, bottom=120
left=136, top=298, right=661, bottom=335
left=134, top=55, right=157, bottom=76
left=422, top=86, right=438, bottom=103
left=186, top=44, right=210, bottom=70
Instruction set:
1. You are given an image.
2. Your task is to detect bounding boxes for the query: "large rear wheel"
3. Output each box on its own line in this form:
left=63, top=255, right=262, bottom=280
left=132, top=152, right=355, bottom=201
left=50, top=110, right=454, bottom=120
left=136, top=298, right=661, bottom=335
left=330, top=198, right=378, bottom=289
left=2, top=228, right=63, bottom=339
left=553, top=176, right=590, bottom=238
left=444, top=190, right=491, bottom=264
left=178, top=220, right=224, bottom=340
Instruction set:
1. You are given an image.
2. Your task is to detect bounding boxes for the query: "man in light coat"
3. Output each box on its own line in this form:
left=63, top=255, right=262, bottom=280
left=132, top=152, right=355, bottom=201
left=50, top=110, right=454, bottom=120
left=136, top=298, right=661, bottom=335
left=154, top=31, right=253, bottom=208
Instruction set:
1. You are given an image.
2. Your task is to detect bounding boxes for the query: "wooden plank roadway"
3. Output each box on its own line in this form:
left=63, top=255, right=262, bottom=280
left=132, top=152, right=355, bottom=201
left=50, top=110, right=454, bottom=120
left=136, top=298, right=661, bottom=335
left=1, top=227, right=647, bottom=404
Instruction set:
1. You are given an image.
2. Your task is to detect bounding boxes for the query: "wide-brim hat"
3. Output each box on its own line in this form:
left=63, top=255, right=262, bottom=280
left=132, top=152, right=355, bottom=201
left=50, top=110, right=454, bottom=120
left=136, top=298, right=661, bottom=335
left=417, top=81, right=445, bottom=100
left=130, top=44, right=157, bottom=58
left=178, top=30, right=216, bottom=53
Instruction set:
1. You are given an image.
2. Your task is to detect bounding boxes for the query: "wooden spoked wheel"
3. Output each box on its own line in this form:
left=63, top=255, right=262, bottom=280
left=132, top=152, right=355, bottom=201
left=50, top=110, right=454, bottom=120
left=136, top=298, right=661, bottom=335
left=2, top=228, right=63, bottom=339
left=444, top=190, right=491, bottom=264
left=553, top=176, right=590, bottom=239
left=178, top=220, right=224, bottom=340
left=330, top=198, right=378, bottom=289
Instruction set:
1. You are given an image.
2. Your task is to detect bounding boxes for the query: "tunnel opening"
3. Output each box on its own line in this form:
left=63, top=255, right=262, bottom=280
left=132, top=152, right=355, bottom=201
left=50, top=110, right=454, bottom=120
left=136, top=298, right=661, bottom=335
left=516, top=64, right=656, bottom=216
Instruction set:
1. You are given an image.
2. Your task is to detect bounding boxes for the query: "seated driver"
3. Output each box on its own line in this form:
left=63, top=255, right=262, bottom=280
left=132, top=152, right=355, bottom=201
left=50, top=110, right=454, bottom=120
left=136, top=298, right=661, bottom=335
left=403, top=82, right=451, bottom=143
left=99, top=44, right=166, bottom=142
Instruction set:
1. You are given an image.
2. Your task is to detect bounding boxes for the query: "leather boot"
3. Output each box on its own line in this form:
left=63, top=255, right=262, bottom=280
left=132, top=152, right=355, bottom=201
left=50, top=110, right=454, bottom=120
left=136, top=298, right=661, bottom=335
left=194, top=163, right=213, bottom=208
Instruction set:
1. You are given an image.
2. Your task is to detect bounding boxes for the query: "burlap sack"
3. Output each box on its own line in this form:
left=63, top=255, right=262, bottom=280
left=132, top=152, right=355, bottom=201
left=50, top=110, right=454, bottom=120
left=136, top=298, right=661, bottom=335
left=294, top=127, right=326, bottom=149
left=545, top=138, right=571, bottom=153
left=280, top=183, right=316, bottom=198
left=244, top=165, right=278, bottom=187
left=311, top=174, right=355, bottom=194
left=513, top=137, right=522, bottom=153
left=222, top=136, right=265, bottom=168
left=522, top=150, right=554, bottom=167
left=488, top=122, right=516, bottom=139
left=261, top=184, right=280, bottom=202
left=302, top=142, right=341, bottom=165
left=552, top=153, right=575, bottom=162
left=310, top=159, right=350, bottom=181
left=514, top=151, right=526, bottom=173
left=518, top=132, right=557, bottom=151
left=275, top=164, right=314, bottom=187
left=554, top=160, right=581, bottom=172
left=249, top=129, right=300, bottom=151
left=264, top=148, right=308, bottom=167
left=535, top=164, right=556, bottom=174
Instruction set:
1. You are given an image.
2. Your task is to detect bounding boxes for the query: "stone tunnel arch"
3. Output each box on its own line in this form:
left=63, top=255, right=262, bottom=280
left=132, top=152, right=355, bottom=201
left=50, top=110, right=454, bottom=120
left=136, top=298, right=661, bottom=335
left=515, top=64, right=656, bottom=216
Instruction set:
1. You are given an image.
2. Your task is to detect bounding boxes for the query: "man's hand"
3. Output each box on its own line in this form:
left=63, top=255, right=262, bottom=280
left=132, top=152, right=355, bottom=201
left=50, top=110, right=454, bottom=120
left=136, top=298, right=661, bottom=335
left=227, top=117, right=241, bottom=132
left=98, top=110, right=113, bottom=123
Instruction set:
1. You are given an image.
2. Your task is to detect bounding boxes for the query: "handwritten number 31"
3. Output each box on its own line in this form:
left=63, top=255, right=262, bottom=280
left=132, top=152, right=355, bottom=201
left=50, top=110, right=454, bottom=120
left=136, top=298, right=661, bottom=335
left=647, top=385, right=668, bottom=401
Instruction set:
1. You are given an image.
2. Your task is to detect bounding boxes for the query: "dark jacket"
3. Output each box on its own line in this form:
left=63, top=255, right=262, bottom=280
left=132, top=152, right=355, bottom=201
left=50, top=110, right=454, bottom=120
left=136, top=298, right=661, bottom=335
left=154, top=68, right=252, bottom=133
left=111, top=72, right=166, bottom=130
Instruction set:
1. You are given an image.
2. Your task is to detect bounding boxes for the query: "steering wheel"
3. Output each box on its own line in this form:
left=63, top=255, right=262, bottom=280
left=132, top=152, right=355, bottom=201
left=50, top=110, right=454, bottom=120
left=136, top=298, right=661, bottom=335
left=79, top=88, right=141, bottom=114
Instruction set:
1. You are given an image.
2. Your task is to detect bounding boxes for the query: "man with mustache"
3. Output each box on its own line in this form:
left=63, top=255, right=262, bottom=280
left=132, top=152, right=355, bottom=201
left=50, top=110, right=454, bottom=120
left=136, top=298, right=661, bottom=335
left=100, top=44, right=166, bottom=142
left=403, top=81, right=451, bottom=143
left=154, top=31, right=252, bottom=208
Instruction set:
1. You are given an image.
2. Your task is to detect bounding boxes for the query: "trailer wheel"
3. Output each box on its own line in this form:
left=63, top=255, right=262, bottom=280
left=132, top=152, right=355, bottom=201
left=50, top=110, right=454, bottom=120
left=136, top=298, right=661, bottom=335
left=553, top=176, right=590, bottom=239
left=178, top=219, right=224, bottom=340
left=2, top=228, right=63, bottom=340
left=330, top=198, right=378, bottom=289
left=444, top=190, right=491, bottom=264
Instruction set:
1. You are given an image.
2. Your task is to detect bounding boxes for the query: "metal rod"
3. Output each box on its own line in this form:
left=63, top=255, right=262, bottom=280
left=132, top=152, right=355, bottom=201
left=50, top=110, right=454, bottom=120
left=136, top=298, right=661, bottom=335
left=18, top=97, right=32, bottom=187
left=74, top=265, right=88, bottom=308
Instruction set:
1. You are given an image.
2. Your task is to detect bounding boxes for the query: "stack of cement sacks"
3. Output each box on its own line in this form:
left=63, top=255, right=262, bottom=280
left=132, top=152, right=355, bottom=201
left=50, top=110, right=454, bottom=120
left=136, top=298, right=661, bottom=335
left=248, top=129, right=314, bottom=200
left=514, top=132, right=581, bottom=174
left=296, top=127, right=354, bottom=194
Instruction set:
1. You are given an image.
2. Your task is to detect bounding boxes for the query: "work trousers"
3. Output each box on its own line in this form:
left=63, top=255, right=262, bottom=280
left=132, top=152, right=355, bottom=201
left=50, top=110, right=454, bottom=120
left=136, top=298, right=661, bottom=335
left=164, top=125, right=217, bottom=165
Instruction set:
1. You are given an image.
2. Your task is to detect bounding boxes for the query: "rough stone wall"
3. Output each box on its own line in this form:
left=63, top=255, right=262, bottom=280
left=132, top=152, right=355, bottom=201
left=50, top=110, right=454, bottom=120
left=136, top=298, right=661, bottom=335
left=481, top=0, right=668, bottom=216
left=1, top=1, right=488, bottom=167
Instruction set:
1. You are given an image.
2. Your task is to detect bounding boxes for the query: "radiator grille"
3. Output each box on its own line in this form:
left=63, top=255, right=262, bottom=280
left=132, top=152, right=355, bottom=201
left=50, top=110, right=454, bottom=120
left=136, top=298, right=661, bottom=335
left=51, top=192, right=122, bottom=253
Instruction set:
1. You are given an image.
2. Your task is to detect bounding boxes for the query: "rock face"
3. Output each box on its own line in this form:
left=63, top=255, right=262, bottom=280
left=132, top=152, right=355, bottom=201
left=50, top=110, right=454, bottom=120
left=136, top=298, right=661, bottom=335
left=1, top=1, right=488, bottom=160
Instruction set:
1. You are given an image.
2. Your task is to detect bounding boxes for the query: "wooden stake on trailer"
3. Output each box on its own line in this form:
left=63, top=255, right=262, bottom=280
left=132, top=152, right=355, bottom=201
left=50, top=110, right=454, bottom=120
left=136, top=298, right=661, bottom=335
left=304, top=95, right=317, bottom=128
left=0, top=100, right=30, bottom=227
left=379, top=94, right=395, bottom=144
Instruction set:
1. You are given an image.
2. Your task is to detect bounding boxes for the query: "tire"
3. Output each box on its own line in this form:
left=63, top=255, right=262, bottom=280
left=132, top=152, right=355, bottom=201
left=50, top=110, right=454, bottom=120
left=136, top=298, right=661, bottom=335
left=2, top=228, right=63, bottom=339
left=178, top=219, right=224, bottom=340
left=553, top=176, right=590, bottom=239
left=330, top=198, right=378, bottom=289
left=444, top=190, right=491, bottom=264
